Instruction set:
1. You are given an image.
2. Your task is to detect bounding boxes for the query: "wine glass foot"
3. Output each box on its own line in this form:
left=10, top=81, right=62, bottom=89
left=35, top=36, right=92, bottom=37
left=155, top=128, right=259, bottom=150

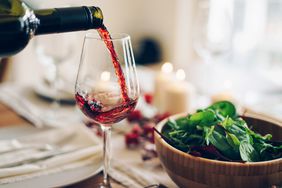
left=98, top=182, right=123, bottom=188
left=98, top=182, right=112, bottom=188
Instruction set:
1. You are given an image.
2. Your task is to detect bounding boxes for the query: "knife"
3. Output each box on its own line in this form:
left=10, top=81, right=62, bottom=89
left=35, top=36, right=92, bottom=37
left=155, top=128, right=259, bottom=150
left=0, top=147, right=85, bottom=168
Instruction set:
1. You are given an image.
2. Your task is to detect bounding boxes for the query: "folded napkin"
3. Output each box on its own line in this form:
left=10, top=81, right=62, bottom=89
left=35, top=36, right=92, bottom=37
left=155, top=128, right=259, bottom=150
left=109, top=133, right=178, bottom=188
left=0, top=124, right=102, bottom=185
left=0, top=83, right=80, bottom=127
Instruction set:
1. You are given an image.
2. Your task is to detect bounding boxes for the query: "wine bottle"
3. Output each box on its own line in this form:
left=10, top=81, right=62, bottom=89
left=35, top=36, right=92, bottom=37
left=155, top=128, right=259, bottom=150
left=0, top=0, right=103, bottom=57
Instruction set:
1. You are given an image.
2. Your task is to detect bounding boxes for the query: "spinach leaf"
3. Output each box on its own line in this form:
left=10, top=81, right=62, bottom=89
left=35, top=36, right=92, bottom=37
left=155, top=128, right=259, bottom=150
left=208, top=128, right=237, bottom=159
left=175, top=117, right=190, bottom=129
left=222, top=118, right=250, bottom=143
left=254, top=141, right=282, bottom=161
left=203, top=126, right=214, bottom=145
left=167, top=130, right=189, bottom=152
left=221, top=117, right=235, bottom=128
left=189, top=110, right=217, bottom=126
left=207, top=101, right=236, bottom=118
left=239, top=140, right=260, bottom=162
left=166, top=119, right=178, bottom=130
left=184, top=134, right=205, bottom=146
left=248, top=129, right=272, bottom=142
left=226, top=132, right=240, bottom=158
left=226, top=133, right=240, bottom=148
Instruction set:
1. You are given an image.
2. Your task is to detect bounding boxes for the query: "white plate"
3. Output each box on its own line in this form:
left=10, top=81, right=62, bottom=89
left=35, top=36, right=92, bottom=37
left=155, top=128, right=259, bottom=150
left=33, top=81, right=75, bottom=104
left=0, top=125, right=102, bottom=188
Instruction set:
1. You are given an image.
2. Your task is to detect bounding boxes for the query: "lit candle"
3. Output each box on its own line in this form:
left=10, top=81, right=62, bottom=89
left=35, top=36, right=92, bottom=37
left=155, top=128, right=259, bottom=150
left=101, top=71, right=111, bottom=81
left=162, top=69, right=196, bottom=114
left=94, top=71, right=121, bottom=105
left=211, top=79, right=235, bottom=103
left=95, top=71, right=116, bottom=92
left=154, top=62, right=174, bottom=109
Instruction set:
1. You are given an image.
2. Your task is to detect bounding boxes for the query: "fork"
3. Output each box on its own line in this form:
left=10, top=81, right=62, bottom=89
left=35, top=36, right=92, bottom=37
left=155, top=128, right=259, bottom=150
left=0, top=139, right=57, bottom=154
left=144, top=184, right=168, bottom=188
left=0, top=147, right=85, bottom=168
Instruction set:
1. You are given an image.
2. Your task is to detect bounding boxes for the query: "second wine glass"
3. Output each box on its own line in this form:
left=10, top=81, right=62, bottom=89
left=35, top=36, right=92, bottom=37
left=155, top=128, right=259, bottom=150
left=192, top=0, right=233, bottom=95
left=75, top=32, right=139, bottom=187
left=35, top=33, right=77, bottom=122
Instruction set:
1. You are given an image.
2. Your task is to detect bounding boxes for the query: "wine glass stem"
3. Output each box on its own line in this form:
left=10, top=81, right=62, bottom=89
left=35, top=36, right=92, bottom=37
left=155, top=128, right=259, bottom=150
left=101, top=125, right=111, bottom=186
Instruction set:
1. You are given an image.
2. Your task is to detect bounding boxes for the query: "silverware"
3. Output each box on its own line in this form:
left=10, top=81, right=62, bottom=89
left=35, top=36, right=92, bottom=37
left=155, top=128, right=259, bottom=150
left=0, top=147, right=83, bottom=168
left=0, top=139, right=57, bottom=154
left=144, top=184, right=168, bottom=188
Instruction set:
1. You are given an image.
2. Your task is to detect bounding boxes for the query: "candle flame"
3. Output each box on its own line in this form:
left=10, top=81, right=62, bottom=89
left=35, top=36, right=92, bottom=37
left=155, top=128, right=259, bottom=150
left=161, top=62, right=173, bottom=73
left=100, top=71, right=111, bottom=81
left=176, top=69, right=186, bottom=81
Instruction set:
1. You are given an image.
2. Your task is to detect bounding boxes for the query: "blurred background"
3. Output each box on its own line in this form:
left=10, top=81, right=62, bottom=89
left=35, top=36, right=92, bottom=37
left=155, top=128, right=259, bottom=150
left=2, top=0, right=282, bottom=115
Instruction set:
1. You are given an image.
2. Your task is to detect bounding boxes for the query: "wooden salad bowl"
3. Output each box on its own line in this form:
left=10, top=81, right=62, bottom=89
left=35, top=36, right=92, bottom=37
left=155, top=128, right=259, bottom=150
left=154, top=110, right=282, bottom=188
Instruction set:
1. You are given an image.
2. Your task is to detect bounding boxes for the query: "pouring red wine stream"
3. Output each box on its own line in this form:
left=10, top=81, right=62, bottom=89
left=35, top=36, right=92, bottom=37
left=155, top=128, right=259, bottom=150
left=97, top=25, right=130, bottom=102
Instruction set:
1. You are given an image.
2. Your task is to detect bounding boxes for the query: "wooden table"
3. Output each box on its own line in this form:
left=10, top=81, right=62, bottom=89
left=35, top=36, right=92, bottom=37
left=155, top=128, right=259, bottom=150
left=0, top=103, right=125, bottom=188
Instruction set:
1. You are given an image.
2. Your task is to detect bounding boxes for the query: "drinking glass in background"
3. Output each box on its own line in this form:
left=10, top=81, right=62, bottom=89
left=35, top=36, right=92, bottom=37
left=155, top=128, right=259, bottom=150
left=35, top=33, right=77, bottom=120
left=192, top=0, right=233, bottom=95
left=75, top=33, right=139, bottom=187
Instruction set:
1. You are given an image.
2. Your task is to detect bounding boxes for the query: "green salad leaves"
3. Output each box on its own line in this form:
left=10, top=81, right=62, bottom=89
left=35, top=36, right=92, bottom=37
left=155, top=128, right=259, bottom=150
left=162, top=101, right=282, bottom=162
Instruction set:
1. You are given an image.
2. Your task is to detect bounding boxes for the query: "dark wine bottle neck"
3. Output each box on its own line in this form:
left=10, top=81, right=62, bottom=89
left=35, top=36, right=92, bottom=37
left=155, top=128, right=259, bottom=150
left=34, top=6, right=103, bottom=35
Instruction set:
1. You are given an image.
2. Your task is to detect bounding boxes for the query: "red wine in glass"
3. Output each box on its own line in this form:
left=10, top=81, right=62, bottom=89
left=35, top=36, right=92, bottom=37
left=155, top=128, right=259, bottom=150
left=75, top=92, right=137, bottom=124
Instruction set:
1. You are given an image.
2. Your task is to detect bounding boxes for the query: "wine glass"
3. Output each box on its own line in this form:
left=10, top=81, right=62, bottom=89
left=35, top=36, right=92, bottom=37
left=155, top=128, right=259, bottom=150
left=75, top=32, right=139, bottom=187
left=192, top=0, right=233, bottom=95
left=35, top=33, right=77, bottom=121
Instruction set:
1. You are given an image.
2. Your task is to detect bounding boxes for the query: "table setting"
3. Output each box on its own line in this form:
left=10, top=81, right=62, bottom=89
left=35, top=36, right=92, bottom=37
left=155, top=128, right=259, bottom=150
left=1, top=34, right=282, bottom=187
left=0, top=72, right=180, bottom=188
left=0, top=31, right=182, bottom=187
left=0, top=0, right=282, bottom=187
left=0, top=124, right=102, bottom=187
left=0, top=50, right=282, bottom=188
left=0, top=58, right=281, bottom=187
